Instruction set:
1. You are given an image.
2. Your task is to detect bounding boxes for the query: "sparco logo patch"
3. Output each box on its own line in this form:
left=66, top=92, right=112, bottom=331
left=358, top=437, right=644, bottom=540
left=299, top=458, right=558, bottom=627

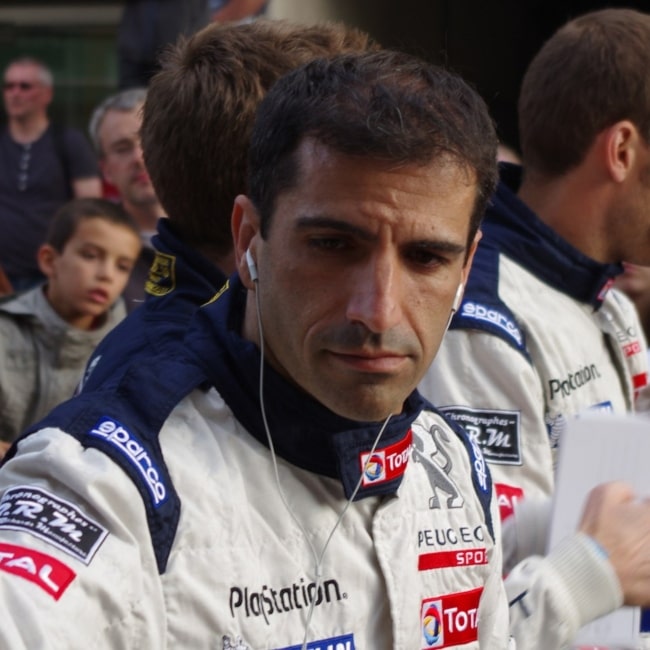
left=359, top=429, right=412, bottom=486
left=0, top=542, right=76, bottom=600
left=460, top=301, right=523, bottom=346
left=0, top=487, right=107, bottom=564
left=421, top=587, right=482, bottom=648
left=441, top=407, right=521, bottom=465
left=548, top=364, right=601, bottom=399
left=229, top=577, right=344, bottom=625
left=89, top=417, right=167, bottom=507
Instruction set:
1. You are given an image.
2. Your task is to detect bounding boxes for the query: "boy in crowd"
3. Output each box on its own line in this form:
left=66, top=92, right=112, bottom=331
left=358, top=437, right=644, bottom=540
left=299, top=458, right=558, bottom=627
left=0, top=197, right=141, bottom=450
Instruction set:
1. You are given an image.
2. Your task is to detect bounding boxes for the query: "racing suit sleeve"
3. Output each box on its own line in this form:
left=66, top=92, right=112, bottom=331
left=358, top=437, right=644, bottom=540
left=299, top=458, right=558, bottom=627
left=505, top=533, right=622, bottom=650
left=0, top=428, right=165, bottom=649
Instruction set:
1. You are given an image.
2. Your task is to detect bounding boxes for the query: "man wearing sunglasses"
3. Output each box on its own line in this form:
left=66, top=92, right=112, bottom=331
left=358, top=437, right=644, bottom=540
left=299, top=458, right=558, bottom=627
left=0, top=57, right=101, bottom=291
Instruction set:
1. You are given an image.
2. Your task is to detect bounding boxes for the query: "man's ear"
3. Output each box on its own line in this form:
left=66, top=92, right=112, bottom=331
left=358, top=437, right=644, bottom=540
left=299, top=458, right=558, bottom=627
left=232, top=195, right=261, bottom=288
left=605, top=120, right=638, bottom=183
left=36, top=244, right=57, bottom=278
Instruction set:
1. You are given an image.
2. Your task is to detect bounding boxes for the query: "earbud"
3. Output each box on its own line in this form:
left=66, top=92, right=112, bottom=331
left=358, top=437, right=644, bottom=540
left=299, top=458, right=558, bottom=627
left=245, top=248, right=258, bottom=282
left=451, top=282, right=464, bottom=313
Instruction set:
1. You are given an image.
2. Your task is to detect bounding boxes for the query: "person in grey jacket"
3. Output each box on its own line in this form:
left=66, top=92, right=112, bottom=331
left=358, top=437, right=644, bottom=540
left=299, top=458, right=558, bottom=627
left=0, top=197, right=141, bottom=449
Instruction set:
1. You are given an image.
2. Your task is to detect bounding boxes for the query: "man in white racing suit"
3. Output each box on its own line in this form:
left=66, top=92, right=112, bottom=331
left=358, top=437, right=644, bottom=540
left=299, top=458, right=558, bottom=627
left=420, top=8, right=650, bottom=649
left=0, top=49, right=514, bottom=649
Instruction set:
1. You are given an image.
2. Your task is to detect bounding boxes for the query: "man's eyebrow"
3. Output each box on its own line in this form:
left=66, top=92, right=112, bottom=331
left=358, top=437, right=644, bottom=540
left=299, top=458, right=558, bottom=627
left=294, top=215, right=467, bottom=253
left=294, top=215, right=374, bottom=240
left=410, top=239, right=467, bottom=255
left=109, top=136, right=136, bottom=149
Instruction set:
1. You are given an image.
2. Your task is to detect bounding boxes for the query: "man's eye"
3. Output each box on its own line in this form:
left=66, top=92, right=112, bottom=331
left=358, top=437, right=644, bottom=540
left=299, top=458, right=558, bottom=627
left=406, top=248, right=448, bottom=268
left=111, top=144, right=135, bottom=156
left=308, top=237, right=348, bottom=251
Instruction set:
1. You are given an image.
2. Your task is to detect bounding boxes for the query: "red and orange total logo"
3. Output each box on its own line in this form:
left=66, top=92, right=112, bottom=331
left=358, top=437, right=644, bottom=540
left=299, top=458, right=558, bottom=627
left=359, top=429, right=412, bottom=487
left=0, top=542, right=76, bottom=600
left=421, top=587, right=482, bottom=648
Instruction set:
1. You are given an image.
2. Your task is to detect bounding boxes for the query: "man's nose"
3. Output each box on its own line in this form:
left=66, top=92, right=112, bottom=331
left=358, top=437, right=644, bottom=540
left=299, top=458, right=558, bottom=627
left=133, top=141, right=145, bottom=165
left=346, top=252, right=403, bottom=333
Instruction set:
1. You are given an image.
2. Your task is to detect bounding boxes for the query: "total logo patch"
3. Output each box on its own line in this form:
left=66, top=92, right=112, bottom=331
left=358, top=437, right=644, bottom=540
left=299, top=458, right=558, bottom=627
left=0, top=542, right=76, bottom=600
left=359, top=429, right=412, bottom=487
left=421, top=587, right=482, bottom=648
left=0, top=486, right=108, bottom=564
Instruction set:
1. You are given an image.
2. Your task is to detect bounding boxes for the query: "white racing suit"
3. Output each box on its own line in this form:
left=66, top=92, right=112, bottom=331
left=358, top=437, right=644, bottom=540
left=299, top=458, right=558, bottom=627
left=0, top=276, right=511, bottom=650
left=420, top=163, right=647, bottom=649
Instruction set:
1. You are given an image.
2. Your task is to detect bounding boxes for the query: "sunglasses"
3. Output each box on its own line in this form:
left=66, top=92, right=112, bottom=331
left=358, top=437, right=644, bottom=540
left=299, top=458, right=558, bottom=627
left=3, top=81, right=35, bottom=91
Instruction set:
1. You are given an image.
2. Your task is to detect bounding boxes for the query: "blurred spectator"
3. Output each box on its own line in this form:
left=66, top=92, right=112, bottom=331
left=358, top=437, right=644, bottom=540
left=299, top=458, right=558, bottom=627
left=117, top=0, right=269, bottom=89
left=209, top=0, right=268, bottom=22
left=0, top=197, right=141, bottom=453
left=0, top=57, right=102, bottom=291
left=89, top=88, right=166, bottom=311
left=117, top=0, right=211, bottom=88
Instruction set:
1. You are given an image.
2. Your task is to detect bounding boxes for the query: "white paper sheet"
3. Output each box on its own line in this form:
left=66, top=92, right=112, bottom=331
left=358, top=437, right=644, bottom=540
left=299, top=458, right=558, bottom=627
left=548, top=413, right=650, bottom=650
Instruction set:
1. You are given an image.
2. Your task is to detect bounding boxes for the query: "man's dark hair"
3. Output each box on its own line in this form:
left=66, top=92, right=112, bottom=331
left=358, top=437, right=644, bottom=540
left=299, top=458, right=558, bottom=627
left=249, top=49, right=498, bottom=246
left=46, top=198, right=139, bottom=253
left=519, top=8, right=650, bottom=177
left=141, top=18, right=377, bottom=261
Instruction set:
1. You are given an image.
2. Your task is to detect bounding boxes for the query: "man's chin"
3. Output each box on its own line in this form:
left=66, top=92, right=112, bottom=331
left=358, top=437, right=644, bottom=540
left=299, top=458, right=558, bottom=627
left=323, top=391, right=406, bottom=423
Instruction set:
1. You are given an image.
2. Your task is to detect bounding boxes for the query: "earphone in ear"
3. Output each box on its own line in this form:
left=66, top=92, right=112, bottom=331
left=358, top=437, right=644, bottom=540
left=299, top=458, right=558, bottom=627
left=245, top=248, right=258, bottom=282
left=451, top=282, right=464, bottom=313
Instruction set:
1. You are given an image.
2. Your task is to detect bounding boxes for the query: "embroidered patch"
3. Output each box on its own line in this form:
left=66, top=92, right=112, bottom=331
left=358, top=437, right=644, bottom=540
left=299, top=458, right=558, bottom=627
left=440, top=406, right=521, bottom=465
left=359, top=429, right=412, bottom=486
left=88, top=417, right=168, bottom=507
left=458, top=301, right=523, bottom=348
left=421, top=587, right=482, bottom=648
left=419, top=548, right=487, bottom=571
left=0, top=486, right=107, bottom=564
left=0, top=542, right=76, bottom=600
left=145, top=251, right=176, bottom=297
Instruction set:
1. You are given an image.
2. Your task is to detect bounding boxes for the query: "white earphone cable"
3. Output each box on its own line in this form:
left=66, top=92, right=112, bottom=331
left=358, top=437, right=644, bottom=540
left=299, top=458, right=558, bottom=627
left=252, top=279, right=391, bottom=650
